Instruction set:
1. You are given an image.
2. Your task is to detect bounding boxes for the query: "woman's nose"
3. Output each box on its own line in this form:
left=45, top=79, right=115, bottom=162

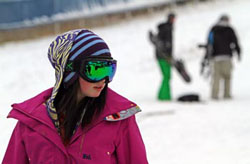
left=97, top=79, right=106, bottom=84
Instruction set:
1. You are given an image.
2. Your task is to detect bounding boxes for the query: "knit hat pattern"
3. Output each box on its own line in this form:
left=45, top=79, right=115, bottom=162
left=63, top=29, right=111, bottom=88
left=46, top=29, right=111, bottom=132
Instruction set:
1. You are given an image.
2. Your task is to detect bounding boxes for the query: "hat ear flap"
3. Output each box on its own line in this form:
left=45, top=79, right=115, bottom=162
left=46, top=29, right=81, bottom=131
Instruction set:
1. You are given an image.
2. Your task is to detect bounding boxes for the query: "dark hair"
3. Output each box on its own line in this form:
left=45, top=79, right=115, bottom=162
left=168, top=13, right=175, bottom=19
left=167, top=13, right=175, bottom=24
left=54, top=79, right=107, bottom=144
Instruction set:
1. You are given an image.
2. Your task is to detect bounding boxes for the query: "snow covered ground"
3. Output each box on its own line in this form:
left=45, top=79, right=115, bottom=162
left=1, top=0, right=250, bottom=163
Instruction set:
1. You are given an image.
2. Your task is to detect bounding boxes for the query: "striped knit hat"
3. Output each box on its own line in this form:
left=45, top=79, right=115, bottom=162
left=46, top=29, right=112, bottom=131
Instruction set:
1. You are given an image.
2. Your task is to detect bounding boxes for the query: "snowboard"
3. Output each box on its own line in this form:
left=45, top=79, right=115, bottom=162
left=197, top=43, right=211, bottom=78
left=172, top=59, right=191, bottom=83
left=149, top=30, right=191, bottom=83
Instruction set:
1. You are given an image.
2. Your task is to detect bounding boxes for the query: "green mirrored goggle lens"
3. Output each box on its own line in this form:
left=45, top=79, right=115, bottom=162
left=83, top=60, right=117, bottom=82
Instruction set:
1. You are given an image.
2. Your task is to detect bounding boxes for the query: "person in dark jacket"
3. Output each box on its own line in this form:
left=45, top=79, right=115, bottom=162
left=155, top=13, right=176, bottom=100
left=206, top=14, right=241, bottom=100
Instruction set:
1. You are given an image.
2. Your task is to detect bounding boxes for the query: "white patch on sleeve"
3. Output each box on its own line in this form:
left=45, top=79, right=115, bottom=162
left=105, top=106, right=141, bottom=121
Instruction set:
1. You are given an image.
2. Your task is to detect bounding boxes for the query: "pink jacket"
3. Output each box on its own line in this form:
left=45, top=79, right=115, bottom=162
left=2, top=88, right=148, bottom=164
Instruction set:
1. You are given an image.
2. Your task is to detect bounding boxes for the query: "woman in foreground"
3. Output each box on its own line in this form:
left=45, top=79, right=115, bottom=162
left=3, top=29, right=148, bottom=164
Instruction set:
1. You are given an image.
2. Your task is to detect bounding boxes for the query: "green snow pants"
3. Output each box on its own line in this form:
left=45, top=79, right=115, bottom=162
left=157, top=59, right=172, bottom=100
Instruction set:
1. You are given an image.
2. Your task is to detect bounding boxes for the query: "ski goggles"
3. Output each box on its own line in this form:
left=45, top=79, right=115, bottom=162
left=68, top=57, right=117, bottom=83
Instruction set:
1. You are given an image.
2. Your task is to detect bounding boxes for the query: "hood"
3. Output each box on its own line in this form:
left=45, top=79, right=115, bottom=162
left=103, top=88, right=141, bottom=121
left=8, top=88, right=141, bottom=130
left=8, top=88, right=55, bottom=130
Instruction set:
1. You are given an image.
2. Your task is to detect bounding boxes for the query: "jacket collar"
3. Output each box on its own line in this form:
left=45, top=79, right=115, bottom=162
left=8, top=87, right=139, bottom=132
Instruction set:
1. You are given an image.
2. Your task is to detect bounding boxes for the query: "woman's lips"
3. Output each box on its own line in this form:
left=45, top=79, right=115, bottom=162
left=94, top=86, right=104, bottom=91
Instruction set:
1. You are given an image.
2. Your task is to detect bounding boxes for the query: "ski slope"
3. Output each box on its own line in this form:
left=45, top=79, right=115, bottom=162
left=1, top=0, right=250, bottom=163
